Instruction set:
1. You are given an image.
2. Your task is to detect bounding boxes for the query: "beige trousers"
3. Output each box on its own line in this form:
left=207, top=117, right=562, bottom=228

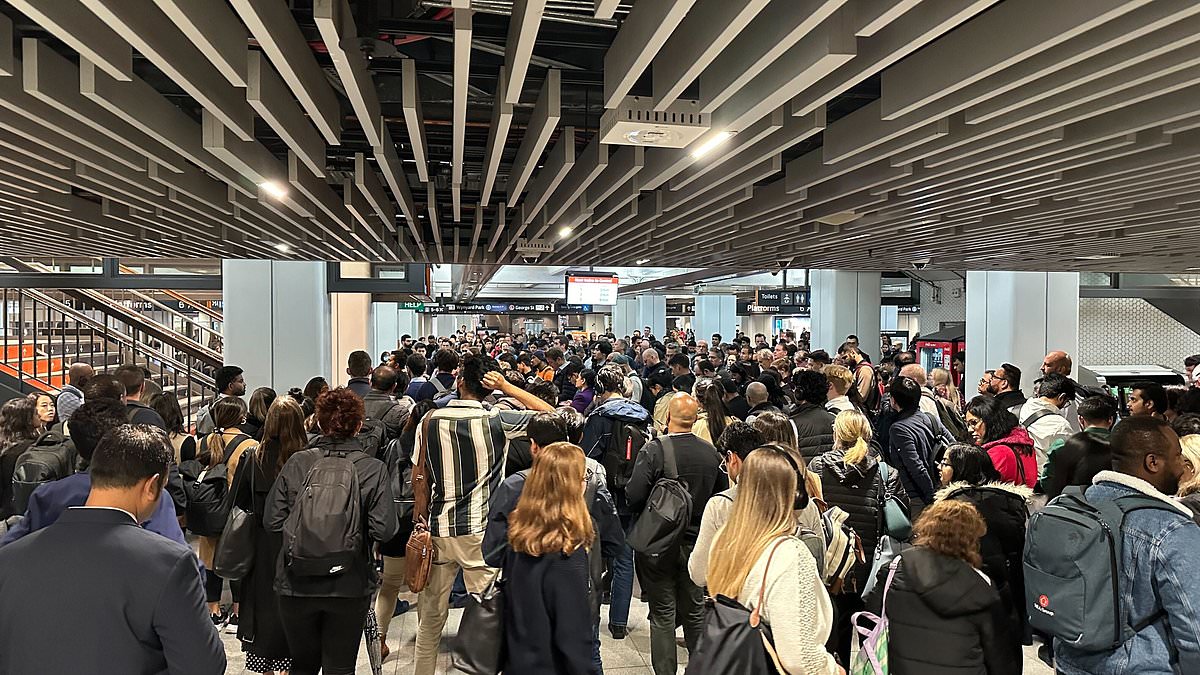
left=412, top=533, right=497, bottom=675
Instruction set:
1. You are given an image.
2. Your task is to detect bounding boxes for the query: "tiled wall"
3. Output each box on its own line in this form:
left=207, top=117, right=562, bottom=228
left=1078, top=297, right=1200, bottom=369
left=919, top=278, right=967, bottom=335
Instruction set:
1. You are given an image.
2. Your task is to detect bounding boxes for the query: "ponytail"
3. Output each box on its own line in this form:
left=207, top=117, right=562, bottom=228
left=843, top=437, right=869, bottom=466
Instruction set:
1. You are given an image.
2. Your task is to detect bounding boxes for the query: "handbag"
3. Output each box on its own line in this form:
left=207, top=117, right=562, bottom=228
left=450, top=571, right=505, bottom=675
left=860, top=535, right=909, bottom=599
left=405, top=416, right=436, bottom=592
left=876, top=463, right=912, bottom=541
left=212, top=450, right=257, bottom=580
left=849, top=557, right=902, bottom=675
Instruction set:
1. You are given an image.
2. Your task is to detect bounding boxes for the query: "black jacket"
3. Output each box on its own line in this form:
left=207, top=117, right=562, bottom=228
left=553, top=366, right=578, bottom=403
left=807, top=448, right=909, bottom=584
left=865, top=547, right=1018, bottom=675
left=502, top=548, right=597, bottom=675
left=789, top=402, right=836, bottom=461
left=229, top=451, right=289, bottom=658
left=264, top=436, right=398, bottom=598
left=362, top=389, right=410, bottom=441
left=725, top=394, right=751, bottom=421
left=626, top=432, right=728, bottom=543
left=936, top=481, right=1032, bottom=652
left=994, top=390, right=1026, bottom=413
left=887, top=411, right=951, bottom=503
left=0, top=508, right=225, bottom=674
left=126, top=400, right=167, bottom=430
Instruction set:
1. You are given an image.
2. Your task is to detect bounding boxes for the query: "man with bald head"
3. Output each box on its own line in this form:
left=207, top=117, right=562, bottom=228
left=899, top=363, right=941, bottom=418
left=641, top=347, right=668, bottom=382
left=626, top=392, right=728, bottom=675
left=57, top=362, right=94, bottom=421
left=744, top=380, right=780, bottom=423
left=1042, top=350, right=1082, bottom=431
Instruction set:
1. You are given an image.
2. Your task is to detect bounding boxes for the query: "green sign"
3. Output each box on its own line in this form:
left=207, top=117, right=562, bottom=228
left=400, top=302, right=425, bottom=310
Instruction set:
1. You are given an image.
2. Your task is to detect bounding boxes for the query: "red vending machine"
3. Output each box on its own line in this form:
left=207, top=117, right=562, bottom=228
left=914, top=328, right=966, bottom=386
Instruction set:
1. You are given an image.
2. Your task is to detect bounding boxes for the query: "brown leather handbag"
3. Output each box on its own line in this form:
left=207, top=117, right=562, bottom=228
left=405, top=416, right=436, bottom=592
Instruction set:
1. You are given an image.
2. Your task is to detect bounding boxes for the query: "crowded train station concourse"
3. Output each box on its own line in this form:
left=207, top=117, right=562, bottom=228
left=0, top=1, right=1199, bottom=674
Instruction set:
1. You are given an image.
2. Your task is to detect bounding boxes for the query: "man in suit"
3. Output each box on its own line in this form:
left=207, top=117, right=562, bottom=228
left=0, top=424, right=226, bottom=675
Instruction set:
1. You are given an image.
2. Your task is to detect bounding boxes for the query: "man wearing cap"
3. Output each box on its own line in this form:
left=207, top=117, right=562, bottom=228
left=531, top=350, right=554, bottom=383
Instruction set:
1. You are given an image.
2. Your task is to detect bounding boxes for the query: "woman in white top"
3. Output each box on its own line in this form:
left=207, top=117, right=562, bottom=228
left=704, top=445, right=842, bottom=675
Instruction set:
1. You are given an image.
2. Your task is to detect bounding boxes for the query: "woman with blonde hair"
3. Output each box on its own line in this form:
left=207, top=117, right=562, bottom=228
left=702, top=446, right=840, bottom=675
left=1177, top=434, right=1200, bottom=520
left=503, top=441, right=596, bottom=675
left=807, top=409, right=909, bottom=665
left=931, top=367, right=962, bottom=412
left=864, top=500, right=1016, bottom=675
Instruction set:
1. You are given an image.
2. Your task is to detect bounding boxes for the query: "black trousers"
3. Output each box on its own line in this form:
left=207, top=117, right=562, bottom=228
left=636, top=541, right=705, bottom=675
left=203, top=569, right=241, bottom=605
left=277, top=595, right=370, bottom=675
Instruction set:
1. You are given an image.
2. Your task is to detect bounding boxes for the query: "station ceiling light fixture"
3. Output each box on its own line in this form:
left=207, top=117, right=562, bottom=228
left=259, top=180, right=288, bottom=200
left=690, top=130, right=735, bottom=159
left=558, top=225, right=573, bottom=238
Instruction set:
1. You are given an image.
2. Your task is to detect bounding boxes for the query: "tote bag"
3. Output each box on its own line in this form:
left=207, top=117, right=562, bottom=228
left=849, top=557, right=902, bottom=675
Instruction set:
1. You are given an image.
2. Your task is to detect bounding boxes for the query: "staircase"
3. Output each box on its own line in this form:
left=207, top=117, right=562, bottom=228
left=0, top=287, right=219, bottom=422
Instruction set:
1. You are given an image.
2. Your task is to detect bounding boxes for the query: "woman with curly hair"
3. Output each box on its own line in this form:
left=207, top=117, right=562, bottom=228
left=264, top=388, right=398, bottom=675
left=865, top=500, right=1018, bottom=675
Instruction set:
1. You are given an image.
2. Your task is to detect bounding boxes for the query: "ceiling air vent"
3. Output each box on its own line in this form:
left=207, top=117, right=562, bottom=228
left=600, top=96, right=711, bottom=148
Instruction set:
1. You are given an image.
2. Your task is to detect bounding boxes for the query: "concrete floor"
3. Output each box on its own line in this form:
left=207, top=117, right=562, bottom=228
left=217, top=594, right=1056, bottom=674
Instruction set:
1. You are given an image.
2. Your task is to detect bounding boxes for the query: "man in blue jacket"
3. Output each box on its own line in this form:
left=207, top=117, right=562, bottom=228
left=1, top=399, right=187, bottom=548
left=1056, top=416, right=1200, bottom=675
left=887, top=375, right=953, bottom=520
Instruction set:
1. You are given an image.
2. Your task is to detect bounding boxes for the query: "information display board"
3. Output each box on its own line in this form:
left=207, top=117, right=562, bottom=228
left=565, top=274, right=620, bottom=306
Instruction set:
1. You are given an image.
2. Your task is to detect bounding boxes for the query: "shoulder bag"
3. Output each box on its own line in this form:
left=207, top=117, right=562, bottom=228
left=875, top=463, right=912, bottom=541
left=450, top=570, right=505, bottom=675
left=212, top=451, right=257, bottom=580
left=405, top=415, right=437, bottom=592
left=850, top=557, right=902, bottom=675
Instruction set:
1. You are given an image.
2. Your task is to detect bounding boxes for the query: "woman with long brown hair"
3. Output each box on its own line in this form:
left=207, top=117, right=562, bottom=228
left=864, top=500, right=1016, bottom=675
left=230, top=396, right=308, bottom=675
left=502, top=441, right=597, bottom=675
left=0, top=396, right=40, bottom=518
left=703, top=446, right=840, bottom=675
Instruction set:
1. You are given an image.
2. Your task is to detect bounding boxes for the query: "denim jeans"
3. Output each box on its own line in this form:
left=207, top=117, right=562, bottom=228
left=591, top=621, right=604, bottom=674
left=637, top=541, right=704, bottom=675
left=608, top=529, right=635, bottom=628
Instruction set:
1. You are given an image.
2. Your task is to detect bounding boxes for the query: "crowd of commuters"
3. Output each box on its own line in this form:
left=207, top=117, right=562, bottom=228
left=0, top=327, right=1198, bottom=675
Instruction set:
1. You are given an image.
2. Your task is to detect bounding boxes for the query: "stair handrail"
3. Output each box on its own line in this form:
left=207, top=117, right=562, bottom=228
left=18, top=288, right=216, bottom=391
left=116, top=263, right=225, bottom=323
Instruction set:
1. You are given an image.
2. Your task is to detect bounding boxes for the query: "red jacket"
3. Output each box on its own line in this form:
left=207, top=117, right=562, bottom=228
left=982, top=426, right=1038, bottom=488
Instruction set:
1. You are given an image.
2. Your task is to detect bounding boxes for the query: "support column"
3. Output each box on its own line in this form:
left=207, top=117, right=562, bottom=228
left=810, top=270, right=882, bottom=356
left=330, top=263, right=370, bottom=388
left=966, top=271, right=1079, bottom=392
left=612, top=297, right=638, bottom=339
left=370, top=305, right=421, bottom=362
left=223, top=260, right=331, bottom=392
left=636, top=294, right=667, bottom=340
left=694, top=295, right=737, bottom=345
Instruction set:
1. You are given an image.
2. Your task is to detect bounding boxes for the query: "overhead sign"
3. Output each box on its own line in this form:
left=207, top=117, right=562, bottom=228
left=399, top=301, right=426, bottom=310
left=566, top=274, right=620, bottom=306
left=740, top=287, right=811, bottom=316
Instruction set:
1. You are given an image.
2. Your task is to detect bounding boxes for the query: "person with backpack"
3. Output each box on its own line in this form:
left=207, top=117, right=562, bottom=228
left=0, top=396, right=42, bottom=518
left=195, top=365, right=246, bottom=435
left=887, top=376, right=954, bottom=520
left=0, top=400, right=186, bottom=548
left=362, top=365, right=413, bottom=442
left=264, top=387, right=398, bottom=675
left=579, top=364, right=653, bottom=641
left=411, top=355, right=553, bottom=675
left=864, top=500, right=1017, bottom=675
left=148, top=392, right=198, bottom=463
left=790, top=369, right=837, bottom=461
left=484, top=420, right=623, bottom=675
left=114, top=365, right=169, bottom=431
left=808, top=409, right=909, bottom=665
left=414, top=348, right=459, bottom=402
left=691, top=444, right=841, bottom=675
left=190, top=396, right=257, bottom=631
left=228, top=396, right=307, bottom=675
left=965, top=395, right=1038, bottom=488
left=1037, top=416, right=1200, bottom=674
left=626, top=393, right=728, bottom=675
left=1041, top=395, right=1118, bottom=499
left=935, top=443, right=1032, bottom=664
left=1016, top=373, right=1077, bottom=480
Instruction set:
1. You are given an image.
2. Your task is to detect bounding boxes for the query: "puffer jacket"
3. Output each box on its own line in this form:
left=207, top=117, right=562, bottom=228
left=864, top=547, right=1018, bottom=675
left=980, top=426, right=1037, bottom=488
left=789, top=402, right=836, bottom=461
left=936, top=481, right=1032, bottom=655
left=580, top=396, right=652, bottom=515
left=807, top=447, right=909, bottom=586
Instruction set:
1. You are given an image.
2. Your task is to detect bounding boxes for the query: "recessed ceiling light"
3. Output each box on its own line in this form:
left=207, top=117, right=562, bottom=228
left=636, top=257, right=651, bottom=265
left=273, top=242, right=292, bottom=253
left=259, top=180, right=288, bottom=200
left=558, top=226, right=573, bottom=239
left=1074, top=254, right=1120, bottom=260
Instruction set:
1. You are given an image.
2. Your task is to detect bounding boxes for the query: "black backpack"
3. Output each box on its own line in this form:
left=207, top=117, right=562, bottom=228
left=685, top=538, right=792, bottom=675
left=9, top=431, right=75, bottom=514
left=281, top=448, right=364, bottom=577
left=356, top=418, right=387, bottom=459
left=179, top=434, right=254, bottom=536
left=933, top=396, right=972, bottom=443
left=626, top=436, right=692, bottom=556
left=600, top=415, right=652, bottom=493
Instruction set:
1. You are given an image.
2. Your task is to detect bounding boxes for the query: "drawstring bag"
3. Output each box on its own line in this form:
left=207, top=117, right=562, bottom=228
left=850, top=557, right=902, bottom=675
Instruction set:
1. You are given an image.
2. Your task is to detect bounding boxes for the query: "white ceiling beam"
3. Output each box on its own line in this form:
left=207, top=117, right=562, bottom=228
left=711, top=9, right=856, bottom=131
left=452, top=183, right=463, bottom=222
left=247, top=51, right=327, bottom=178
left=229, top=0, right=342, bottom=144
left=603, top=0, right=698, bottom=108
left=504, top=0, right=546, bottom=105
left=480, top=66, right=514, bottom=207
left=856, top=0, right=925, bottom=37
left=469, top=207, right=485, bottom=262
left=401, top=59, right=430, bottom=183
left=355, top=153, right=397, bottom=234
left=880, top=0, right=1152, bottom=120
left=524, top=127, right=576, bottom=237
left=670, top=108, right=789, bottom=190
left=486, top=203, right=508, bottom=252
left=6, top=0, right=131, bottom=81
left=314, top=0, right=383, bottom=149
left=452, top=9, right=473, bottom=184
left=79, top=0, right=256, bottom=140
left=373, top=124, right=424, bottom=256
left=151, top=0, right=248, bottom=87
left=149, top=162, right=234, bottom=215
left=651, top=0, right=772, bottom=111
left=543, top=136, right=608, bottom=223
left=594, top=0, right=621, bottom=20
left=428, top=182, right=444, bottom=263
left=700, top=0, right=848, bottom=114
left=507, top=70, right=561, bottom=203
left=0, top=130, right=71, bottom=171
left=0, top=14, right=12, bottom=77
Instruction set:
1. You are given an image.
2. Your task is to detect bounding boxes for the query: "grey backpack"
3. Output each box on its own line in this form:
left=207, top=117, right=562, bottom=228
left=282, top=449, right=364, bottom=577
left=1024, top=487, right=1177, bottom=651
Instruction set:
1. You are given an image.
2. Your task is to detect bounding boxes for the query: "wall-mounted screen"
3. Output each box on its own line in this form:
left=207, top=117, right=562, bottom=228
left=565, top=273, right=620, bottom=306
